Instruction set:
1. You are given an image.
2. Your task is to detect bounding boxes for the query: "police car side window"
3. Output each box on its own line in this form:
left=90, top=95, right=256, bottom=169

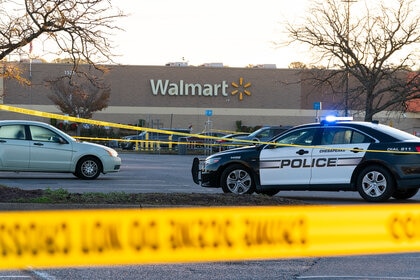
left=350, top=130, right=375, bottom=143
left=322, top=128, right=374, bottom=145
left=275, top=128, right=316, bottom=147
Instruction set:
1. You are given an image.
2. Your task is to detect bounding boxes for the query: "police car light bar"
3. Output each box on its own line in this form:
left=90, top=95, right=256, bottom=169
left=321, top=116, right=354, bottom=122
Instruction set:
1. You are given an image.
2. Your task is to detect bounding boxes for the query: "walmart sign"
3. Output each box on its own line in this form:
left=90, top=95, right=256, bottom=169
left=150, top=79, right=229, bottom=97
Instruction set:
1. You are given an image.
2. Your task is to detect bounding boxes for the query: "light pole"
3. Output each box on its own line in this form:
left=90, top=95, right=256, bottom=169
left=342, top=0, right=357, bottom=117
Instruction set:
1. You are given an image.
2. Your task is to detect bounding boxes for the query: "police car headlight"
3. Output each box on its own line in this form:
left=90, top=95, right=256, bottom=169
left=205, top=157, right=221, bottom=165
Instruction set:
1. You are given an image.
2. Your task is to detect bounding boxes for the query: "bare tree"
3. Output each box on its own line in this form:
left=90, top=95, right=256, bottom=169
left=288, top=61, right=307, bottom=69
left=46, top=74, right=110, bottom=119
left=287, top=0, right=420, bottom=121
left=0, top=0, right=125, bottom=82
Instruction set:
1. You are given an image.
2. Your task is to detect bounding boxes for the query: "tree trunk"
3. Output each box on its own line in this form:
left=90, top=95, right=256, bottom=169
left=364, top=90, right=374, bottom=122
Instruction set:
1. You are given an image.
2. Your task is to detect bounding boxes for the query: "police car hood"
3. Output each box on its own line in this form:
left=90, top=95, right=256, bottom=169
left=216, top=144, right=260, bottom=156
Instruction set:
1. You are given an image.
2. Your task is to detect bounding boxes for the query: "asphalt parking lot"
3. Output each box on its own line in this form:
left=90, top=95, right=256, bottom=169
left=1, top=153, right=420, bottom=279
left=1, top=152, right=419, bottom=204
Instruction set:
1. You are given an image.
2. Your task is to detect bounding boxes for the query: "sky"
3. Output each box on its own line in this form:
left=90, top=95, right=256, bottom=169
left=112, top=0, right=312, bottom=68
left=22, top=0, right=417, bottom=69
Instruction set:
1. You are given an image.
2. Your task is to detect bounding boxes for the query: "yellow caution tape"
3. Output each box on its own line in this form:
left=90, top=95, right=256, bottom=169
left=0, top=105, right=255, bottom=146
left=1, top=105, right=418, bottom=154
left=0, top=105, right=191, bottom=137
left=1, top=204, right=420, bottom=269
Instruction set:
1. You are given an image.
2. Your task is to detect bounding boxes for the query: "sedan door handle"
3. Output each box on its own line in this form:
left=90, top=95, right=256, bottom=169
left=0, top=140, right=6, bottom=143
left=296, top=149, right=309, bottom=155
left=33, top=142, right=44, bottom=146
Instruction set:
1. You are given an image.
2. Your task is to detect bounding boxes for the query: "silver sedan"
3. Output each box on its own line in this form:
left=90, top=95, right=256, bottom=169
left=0, top=120, right=121, bottom=179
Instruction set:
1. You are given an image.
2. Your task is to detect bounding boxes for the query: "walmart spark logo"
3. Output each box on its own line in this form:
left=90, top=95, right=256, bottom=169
left=231, top=77, right=251, bottom=101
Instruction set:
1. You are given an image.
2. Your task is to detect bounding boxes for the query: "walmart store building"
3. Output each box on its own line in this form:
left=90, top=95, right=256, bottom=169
left=1, top=63, right=419, bottom=134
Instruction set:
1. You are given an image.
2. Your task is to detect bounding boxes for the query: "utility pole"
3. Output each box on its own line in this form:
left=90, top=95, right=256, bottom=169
left=342, top=0, right=357, bottom=117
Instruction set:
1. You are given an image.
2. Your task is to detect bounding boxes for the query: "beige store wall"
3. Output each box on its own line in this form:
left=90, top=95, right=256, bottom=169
left=90, top=65, right=324, bottom=131
left=2, top=64, right=311, bottom=131
left=1, top=63, right=418, bottom=134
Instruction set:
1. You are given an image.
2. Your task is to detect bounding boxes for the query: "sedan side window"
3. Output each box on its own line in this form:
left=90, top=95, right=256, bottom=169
left=256, top=130, right=270, bottom=139
left=0, top=125, right=26, bottom=140
left=29, top=125, right=61, bottom=142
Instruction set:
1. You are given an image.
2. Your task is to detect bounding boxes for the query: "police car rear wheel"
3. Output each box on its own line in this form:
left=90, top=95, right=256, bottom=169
left=221, top=164, right=255, bottom=195
left=392, top=188, right=419, bottom=200
left=357, top=165, right=395, bottom=202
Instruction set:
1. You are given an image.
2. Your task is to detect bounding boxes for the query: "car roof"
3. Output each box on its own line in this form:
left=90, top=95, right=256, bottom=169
left=0, top=120, right=46, bottom=124
left=257, top=125, right=286, bottom=129
left=0, top=120, right=52, bottom=127
left=158, top=128, right=191, bottom=132
left=247, top=125, right=291, bottom=136
left=224, top=132, right=249, bottom=137
left=290, top=121, right=418, bottom=142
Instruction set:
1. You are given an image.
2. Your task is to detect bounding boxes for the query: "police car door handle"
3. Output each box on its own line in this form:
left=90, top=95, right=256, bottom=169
left=351, top=147, right=362, bottom=153
left=296, top=149, right=309, bottom=155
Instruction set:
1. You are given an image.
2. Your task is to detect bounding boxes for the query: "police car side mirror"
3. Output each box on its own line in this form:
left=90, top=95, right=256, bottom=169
left=262, top=142, right=276, bottom=149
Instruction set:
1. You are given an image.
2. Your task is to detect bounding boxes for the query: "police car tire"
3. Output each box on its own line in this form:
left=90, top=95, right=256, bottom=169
left=392, top=188, right=419, bottom=200
left=356, top=165, right=395, bottom=202
left=257, top=189, right=280, bottom=196
left=220, top=164, right=255, bottom=195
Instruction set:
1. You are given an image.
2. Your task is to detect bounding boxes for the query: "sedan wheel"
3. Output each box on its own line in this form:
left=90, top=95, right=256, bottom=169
left=221, top=164, right=255, bottom=194
left=357, top=165, right=394, bottom=202
left=76, top=157, right=101, bottom=180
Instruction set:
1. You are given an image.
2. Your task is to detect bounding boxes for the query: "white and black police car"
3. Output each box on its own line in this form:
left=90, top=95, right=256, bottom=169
left=192, top=117, right=420, bottom=202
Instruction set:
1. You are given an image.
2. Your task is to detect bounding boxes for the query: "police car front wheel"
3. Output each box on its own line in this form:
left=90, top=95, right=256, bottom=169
left=392, top=188, right=419, bottom=200
left=221, top=164, right=256, bottom=195
left=357, top=165, right=395, bottom=202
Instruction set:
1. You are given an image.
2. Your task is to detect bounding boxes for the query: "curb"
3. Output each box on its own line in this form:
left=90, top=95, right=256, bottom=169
left=0, top=203, right=145, bottom=211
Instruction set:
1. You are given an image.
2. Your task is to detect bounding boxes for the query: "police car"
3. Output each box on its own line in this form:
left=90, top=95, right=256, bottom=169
left=191, top=117, right=420, bottom=202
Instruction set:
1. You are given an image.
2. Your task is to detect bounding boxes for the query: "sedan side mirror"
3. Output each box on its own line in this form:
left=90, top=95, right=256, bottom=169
left=52, top=136, right=67, bottom=144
